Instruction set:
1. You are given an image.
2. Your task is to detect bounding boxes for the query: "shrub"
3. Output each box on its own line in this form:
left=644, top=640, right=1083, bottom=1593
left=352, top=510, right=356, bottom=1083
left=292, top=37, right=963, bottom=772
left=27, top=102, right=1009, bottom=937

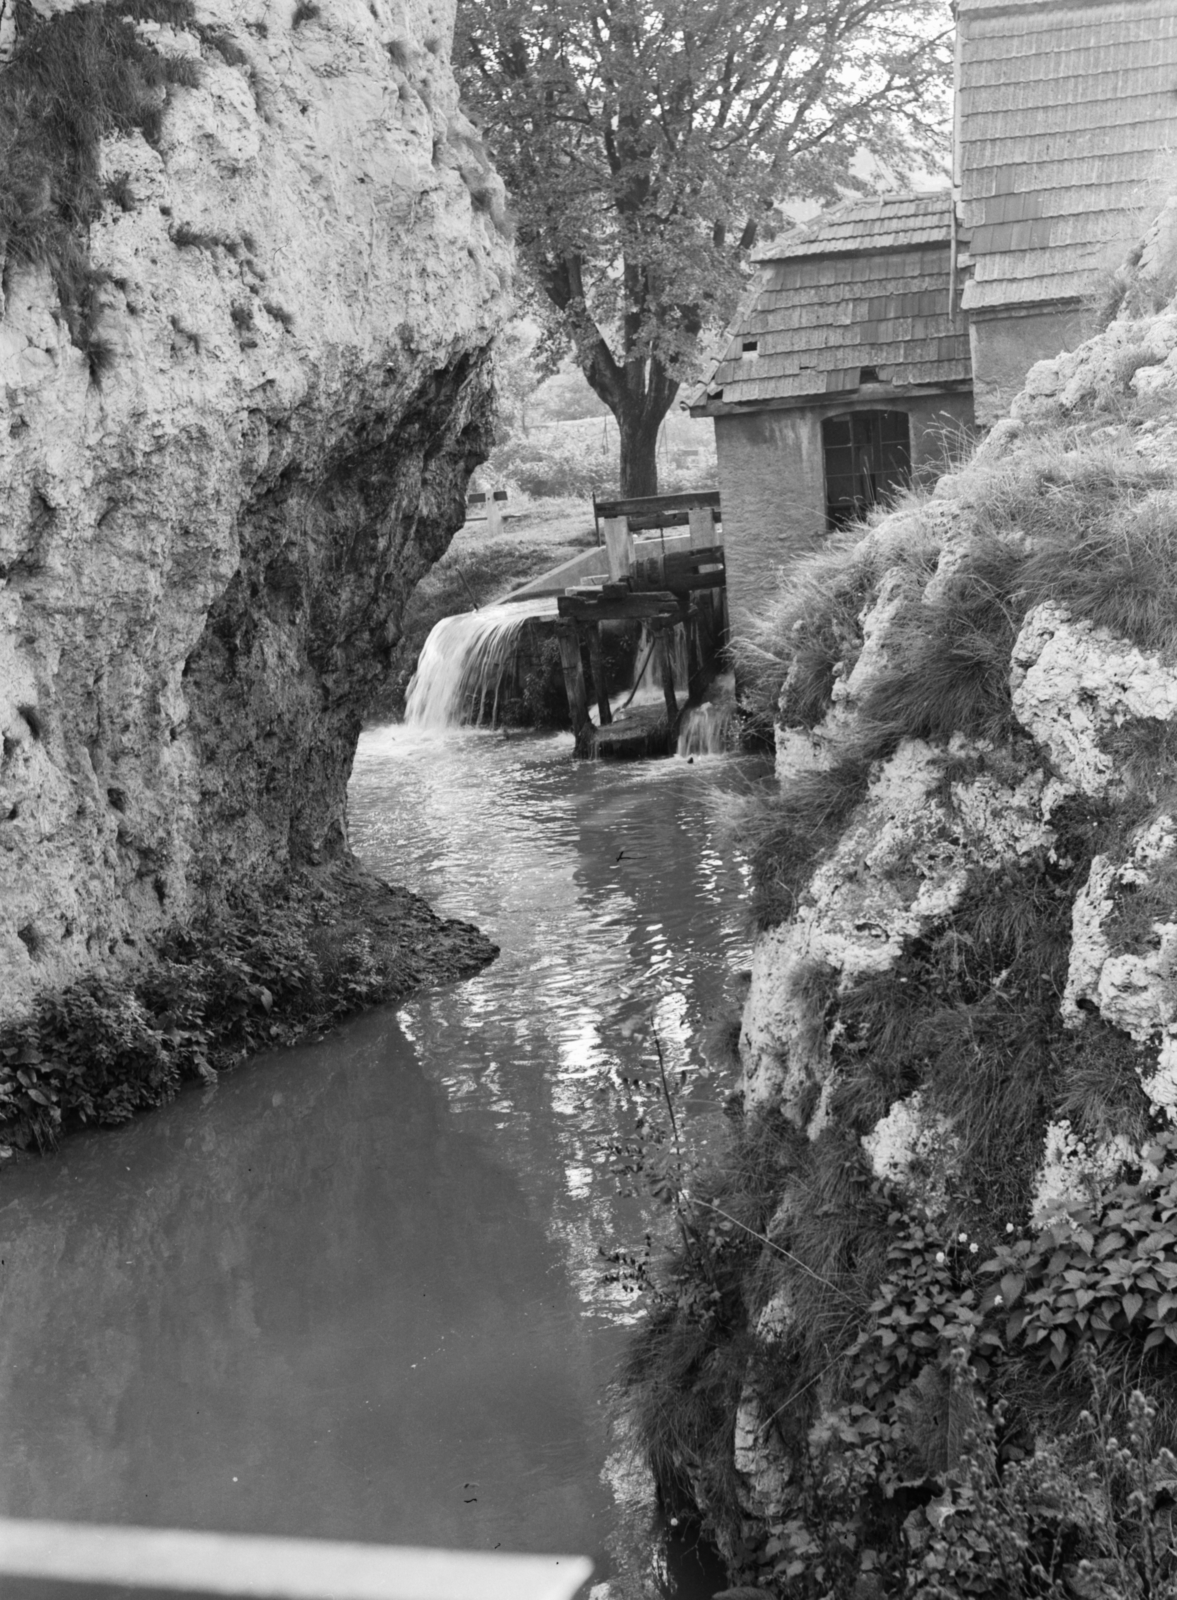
left=0, top=879, right=457, bottom=1156
left=0, top=2, right=200, bottom=344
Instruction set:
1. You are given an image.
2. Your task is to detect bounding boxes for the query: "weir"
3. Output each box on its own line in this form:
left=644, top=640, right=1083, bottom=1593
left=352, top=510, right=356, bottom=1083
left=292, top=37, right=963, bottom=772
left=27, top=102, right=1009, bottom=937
left=406, top=491, right=728, bottom=757
left=404, top=597, right=559, bottom=728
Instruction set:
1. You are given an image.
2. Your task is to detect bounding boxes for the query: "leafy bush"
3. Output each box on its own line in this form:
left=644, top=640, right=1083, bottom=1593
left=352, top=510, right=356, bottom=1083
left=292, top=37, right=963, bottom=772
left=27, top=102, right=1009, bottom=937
left=0, top=880, right=446, bottom=1156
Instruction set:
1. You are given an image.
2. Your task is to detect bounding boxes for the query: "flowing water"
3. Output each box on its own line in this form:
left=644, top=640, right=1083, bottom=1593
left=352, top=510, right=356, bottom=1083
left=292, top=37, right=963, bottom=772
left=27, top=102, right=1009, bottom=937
left=406, top=598, right=559, bottom=728
left=0, top=724, right=767, bottom=1597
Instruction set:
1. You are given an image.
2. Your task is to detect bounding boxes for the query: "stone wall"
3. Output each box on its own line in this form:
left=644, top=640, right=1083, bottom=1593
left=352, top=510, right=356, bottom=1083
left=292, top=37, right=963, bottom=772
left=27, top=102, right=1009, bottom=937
left=968, top=305, right=1089, bottom=426
left=715, top=390, right=975, bottom=628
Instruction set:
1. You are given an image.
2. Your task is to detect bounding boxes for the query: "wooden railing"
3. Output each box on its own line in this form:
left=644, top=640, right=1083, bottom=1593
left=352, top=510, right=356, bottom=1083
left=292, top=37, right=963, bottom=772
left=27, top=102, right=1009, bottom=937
left=592, top=488, right=720, bottom=536
left=0, top=1518, right=593, bottom=1600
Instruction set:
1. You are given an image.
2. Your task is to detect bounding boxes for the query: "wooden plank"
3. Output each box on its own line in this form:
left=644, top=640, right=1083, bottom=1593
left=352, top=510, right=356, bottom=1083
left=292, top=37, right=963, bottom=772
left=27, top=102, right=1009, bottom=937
left=688, top=505, right=717, bottom=548
left=594, top=490, right=720, bottom=520
left=686, top=610, right=706, bottom=704
left=587, top=622, right=612, bottom=726
left=558, top=593, right=680, bottom=621
left=602, top=516, right=631, bottom=580
left=555, top=621, right=591, bottom=736
left=0, top=1518, right=593, bottom=1600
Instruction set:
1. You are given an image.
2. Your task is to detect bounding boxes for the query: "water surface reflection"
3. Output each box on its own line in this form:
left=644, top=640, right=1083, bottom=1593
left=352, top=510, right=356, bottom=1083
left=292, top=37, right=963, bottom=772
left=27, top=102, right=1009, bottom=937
left=0, top=726, right=765, bottom=1595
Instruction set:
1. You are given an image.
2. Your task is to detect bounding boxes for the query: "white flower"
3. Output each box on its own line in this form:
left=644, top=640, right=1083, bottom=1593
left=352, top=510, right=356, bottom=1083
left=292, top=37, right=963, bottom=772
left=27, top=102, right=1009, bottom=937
left=1006, top=1223, right=1014, bottom=1234
left=994, top=1293, right=1003, bottom=1306
left=958, top=1232, right=968, bottom=1243
left=935, top=1251, right=946, bottom=1264
left=969, top=1242, right=978, bottom=1254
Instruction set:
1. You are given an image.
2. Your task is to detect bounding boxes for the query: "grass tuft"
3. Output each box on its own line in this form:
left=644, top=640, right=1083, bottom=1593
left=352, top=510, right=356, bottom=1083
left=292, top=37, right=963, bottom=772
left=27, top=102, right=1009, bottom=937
left=739, top=756, right=873, bottom=931
left=0, top=2, right=199, bottom=342
left=292, top=2, right=320, bottom=26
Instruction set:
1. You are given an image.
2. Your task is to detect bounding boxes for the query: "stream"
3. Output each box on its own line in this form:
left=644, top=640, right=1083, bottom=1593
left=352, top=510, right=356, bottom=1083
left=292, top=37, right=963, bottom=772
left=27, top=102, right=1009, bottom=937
left=0, top=725, right=767, bottom=1597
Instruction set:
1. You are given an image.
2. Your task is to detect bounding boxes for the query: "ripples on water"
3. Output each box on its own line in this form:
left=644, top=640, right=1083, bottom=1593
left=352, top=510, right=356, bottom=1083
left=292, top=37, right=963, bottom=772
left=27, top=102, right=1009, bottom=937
left=0, top=723, right=768, bottom=1599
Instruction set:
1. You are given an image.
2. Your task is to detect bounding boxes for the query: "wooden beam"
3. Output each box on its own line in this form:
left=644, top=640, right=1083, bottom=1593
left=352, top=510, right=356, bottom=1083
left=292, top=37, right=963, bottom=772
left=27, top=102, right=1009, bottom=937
left=558, top=593, right=680, bottom=621
left=587, top=623, right=612, bottom=725
left=594, top=490, right=720, bottom=521
left=555, top=620, right=591, bottom=737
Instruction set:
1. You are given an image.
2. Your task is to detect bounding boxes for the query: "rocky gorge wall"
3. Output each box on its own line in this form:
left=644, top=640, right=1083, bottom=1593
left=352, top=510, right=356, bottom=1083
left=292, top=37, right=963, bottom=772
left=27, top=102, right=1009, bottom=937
left=627, top=223, right=1177, bottom=1596
left=0, top=0, right=510, bottom=1027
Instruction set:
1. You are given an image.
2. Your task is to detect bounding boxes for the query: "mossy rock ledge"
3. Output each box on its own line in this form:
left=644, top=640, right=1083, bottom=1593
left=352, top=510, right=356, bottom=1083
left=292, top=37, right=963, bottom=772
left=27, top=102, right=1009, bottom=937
left=0, top=2, right=511, bottom=1067
left=627, top=243, right=1177, bottom=1595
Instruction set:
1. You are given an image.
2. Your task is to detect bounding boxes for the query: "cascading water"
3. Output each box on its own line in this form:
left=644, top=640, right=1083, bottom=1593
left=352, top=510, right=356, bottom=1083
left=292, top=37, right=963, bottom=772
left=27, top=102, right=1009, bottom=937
left=675, top=675, right=737, bottom=757
left=404, top=597, right=559, bottom=728
left=630, top=621, right=690, bottom=701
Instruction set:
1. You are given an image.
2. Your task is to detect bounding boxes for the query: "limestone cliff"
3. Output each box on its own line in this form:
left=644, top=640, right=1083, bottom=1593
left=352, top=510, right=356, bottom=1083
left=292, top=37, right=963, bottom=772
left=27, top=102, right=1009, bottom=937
left=628, top=229, right=1177, bottom=1594
left=0, top=0, right=510, bottom=1023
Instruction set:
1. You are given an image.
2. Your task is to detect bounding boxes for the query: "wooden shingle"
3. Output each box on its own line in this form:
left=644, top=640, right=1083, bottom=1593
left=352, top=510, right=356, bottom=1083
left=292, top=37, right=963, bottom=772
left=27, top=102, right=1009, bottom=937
left=958, top=0, right=1177, bottom=312
left=694, top=192, right=971, bottom=410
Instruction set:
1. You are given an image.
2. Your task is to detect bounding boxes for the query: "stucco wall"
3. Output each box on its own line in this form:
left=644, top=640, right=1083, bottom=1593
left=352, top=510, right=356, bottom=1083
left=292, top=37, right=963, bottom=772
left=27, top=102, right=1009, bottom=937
left=969, top=308, right=1088, bottom=426
left=714, top=391, right=975, bottom=630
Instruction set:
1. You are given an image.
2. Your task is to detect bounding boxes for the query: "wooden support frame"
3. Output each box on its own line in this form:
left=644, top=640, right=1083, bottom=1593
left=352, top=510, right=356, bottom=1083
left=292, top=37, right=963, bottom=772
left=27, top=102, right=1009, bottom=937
left=555, top=620, right=592, bottom=742
left=650, top=622, right=679, bottom=728
left=587, top=623, right=612, bottom=725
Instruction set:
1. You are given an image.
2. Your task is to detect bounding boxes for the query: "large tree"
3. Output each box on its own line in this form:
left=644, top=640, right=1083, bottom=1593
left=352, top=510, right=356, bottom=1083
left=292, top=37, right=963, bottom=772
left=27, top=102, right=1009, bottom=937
left=457, top=0, right=953, bottom=497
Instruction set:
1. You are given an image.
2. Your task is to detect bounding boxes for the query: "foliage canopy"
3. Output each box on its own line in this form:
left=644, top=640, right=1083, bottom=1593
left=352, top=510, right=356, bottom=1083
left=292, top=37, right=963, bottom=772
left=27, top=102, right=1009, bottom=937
left=457, top=0, right=953, bottom=493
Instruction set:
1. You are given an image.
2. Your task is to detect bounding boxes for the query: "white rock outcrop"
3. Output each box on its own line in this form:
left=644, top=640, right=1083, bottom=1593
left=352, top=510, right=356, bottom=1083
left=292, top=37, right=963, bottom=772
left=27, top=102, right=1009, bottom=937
left=0, top=0, right=510, bottom=1019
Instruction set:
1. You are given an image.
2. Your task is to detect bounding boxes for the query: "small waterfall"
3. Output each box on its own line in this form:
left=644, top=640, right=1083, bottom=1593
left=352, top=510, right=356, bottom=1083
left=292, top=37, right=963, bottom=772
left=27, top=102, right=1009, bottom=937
left=630, top=622, right=691, bottom=700
left=404, top=598, right=559, bottom=729
left=675, top=677, right=736, bottom=757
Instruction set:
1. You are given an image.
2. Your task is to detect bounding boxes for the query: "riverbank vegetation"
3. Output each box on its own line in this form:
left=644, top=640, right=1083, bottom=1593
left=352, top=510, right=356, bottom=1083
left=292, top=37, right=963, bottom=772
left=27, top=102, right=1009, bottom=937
left=0, top=869, right=495, bottom=1157
left=623, top=364, right=1177, bottom=1593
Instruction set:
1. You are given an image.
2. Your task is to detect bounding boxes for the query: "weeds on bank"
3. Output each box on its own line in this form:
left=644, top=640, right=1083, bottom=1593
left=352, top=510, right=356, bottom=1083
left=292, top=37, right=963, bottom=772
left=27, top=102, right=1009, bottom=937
left=635, top=1104, right=1177, bottom=1594
left=0, top=2, right=201, bottom=358
left=0, top=885, right=420, bottom=1154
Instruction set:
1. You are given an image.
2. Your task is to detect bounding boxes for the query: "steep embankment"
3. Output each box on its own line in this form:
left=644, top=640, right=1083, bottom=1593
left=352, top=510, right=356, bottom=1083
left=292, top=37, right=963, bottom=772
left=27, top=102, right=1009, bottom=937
left=0, top=0, right=509, bottom=1142
left=628, top=243, right=1177, bottom=1595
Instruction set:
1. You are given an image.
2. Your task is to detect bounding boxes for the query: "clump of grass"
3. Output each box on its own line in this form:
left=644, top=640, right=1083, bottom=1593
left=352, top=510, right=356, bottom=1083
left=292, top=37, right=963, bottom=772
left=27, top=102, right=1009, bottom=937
left=856, top=535, right=1025, bottom=748
left=171, top=221, right=231, bottom=250
left=834, top=850, right=1089, bottom=1221
left=1020, top=489, right=1177, bottom=657
left=292, top=1, right=320, bottom=26
left=263, top=299, right=294, bottom=332
left=104, top=171, right=135, bottom=211
left=739, top=756, right=873, bottom=930
left=1054, top=1020, right=1154, bottom=1147
left=728, top=526, right=874, bottom=739
left=229, top=301, right=254, bottom=332
left=0, top=2, right=200, bottom=343
left=205, top=31, right=249, bottom=67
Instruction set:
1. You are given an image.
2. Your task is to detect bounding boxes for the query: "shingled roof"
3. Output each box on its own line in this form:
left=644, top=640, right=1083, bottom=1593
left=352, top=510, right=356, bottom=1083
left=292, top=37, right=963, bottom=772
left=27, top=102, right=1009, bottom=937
left=958, top=0, right=1177, bottom=313
left=693, top=191, right=971, bottom=412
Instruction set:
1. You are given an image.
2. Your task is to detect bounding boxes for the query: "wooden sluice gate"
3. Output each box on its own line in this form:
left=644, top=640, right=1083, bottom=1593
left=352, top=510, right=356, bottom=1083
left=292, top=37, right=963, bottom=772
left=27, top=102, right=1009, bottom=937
left=553, top=490, right=728, bottom=758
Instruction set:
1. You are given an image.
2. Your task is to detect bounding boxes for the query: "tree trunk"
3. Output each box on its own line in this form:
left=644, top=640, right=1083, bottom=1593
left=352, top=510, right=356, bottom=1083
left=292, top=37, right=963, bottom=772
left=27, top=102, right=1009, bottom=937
left=618, top=410, right=662, bottom=498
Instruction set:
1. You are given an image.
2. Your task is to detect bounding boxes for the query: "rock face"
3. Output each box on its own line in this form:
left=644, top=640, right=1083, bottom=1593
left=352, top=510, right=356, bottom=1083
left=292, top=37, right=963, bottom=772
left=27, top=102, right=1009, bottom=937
left=0, top=0, right=510, bottom=1021
left=628, top=237, right=1177, bottom=1588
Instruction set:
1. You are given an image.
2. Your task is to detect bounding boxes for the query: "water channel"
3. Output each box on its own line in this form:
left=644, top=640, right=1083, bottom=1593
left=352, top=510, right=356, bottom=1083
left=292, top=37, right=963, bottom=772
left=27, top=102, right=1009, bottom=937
left=0, top=724, right=767, bottom=1597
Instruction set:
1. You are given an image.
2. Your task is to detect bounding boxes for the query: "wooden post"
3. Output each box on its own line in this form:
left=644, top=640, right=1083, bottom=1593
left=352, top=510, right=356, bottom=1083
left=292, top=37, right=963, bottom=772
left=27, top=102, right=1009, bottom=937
left=556, top=620, right=592, bottom=746
left=603, top=516, right=631, bottom=581
left=688, top=505, right=714, bottom=549
left=686, top=609, right=706, bottom=704
left=652, top=622, right=678, bottom=728
left=588, top=623, right=612, bottom=725
left=487, top=492, right=505, bottom=536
